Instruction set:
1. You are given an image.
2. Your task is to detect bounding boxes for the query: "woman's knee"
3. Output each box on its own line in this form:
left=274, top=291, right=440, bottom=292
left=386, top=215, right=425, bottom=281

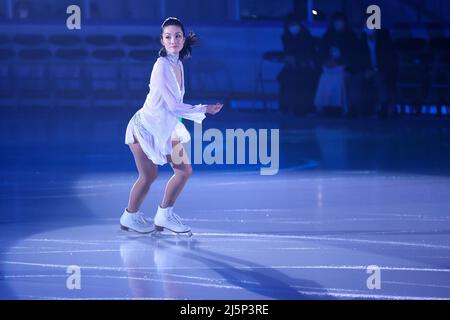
left=139, top=170, right=158, bottom=185
left=175, top=164, right=192, bottom=180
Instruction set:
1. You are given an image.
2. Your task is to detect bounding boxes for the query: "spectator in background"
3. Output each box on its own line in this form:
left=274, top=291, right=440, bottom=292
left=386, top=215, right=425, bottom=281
left=314, top=12, right=358, bottom=116
left=277, top=14, right=318, bottom=117
left=354, top=26, right=398, bottom=119
left=14, top=0, right=31, bottom=19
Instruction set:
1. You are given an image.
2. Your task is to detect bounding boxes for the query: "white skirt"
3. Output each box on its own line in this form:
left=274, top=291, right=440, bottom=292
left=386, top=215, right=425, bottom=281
left=125, top=112, right=191, bottom=165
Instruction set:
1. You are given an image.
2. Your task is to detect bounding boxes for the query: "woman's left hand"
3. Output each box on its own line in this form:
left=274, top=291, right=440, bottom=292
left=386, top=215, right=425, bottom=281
left=206, top=103, right=224, bottom=115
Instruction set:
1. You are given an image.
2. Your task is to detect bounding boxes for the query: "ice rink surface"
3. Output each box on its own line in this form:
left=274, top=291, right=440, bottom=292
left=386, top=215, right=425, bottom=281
left=1, top=110, right=449, bottom=299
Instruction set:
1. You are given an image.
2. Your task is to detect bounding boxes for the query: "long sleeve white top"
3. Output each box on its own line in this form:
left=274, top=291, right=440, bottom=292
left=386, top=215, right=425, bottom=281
left=141, top=56, right=206, bottom=142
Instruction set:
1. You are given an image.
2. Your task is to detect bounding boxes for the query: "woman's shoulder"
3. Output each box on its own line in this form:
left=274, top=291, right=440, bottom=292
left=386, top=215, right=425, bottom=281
left=152, top=56, right=169, bottom=74
left=154, top=56, right=166, bottom=67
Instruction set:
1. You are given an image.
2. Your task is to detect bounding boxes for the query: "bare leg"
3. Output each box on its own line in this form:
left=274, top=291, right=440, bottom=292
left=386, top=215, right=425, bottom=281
left=127, top=141, right=158, bottom=213
left=160, top=140, right=192, bottom=208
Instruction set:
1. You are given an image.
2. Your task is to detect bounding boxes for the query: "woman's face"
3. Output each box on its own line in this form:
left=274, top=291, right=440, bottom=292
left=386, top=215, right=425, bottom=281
left=161, top=25, right=185, bottom=55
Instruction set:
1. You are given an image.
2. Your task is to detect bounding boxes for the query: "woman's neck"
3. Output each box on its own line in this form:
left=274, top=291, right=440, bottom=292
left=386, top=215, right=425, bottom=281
left=166, top=52, right=180, bottom=65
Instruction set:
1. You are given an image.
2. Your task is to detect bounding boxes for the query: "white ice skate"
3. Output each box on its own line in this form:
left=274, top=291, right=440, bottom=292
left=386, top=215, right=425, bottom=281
left=153, top=206, right=192, bottom=236
left=120, top=208, right=154, bottom=234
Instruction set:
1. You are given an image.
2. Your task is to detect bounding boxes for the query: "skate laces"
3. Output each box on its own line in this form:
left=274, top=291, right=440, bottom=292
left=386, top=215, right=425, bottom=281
left=168, top=211, right=184, bottom=225
left=134, top=213, right=149, bottom=225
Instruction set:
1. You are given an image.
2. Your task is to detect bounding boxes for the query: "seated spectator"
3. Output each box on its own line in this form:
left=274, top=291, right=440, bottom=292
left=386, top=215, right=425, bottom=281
left=14, top=0, right=31, bottom=19
left=315, top=12, right=358, bottom=116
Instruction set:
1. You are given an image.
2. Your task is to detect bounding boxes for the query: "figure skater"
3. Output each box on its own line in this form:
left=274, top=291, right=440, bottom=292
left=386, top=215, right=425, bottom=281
left=121, top=17, right=223, bottom=235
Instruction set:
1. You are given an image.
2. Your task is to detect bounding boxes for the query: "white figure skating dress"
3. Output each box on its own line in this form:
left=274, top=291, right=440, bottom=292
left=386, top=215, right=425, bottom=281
left=125, top=56, right=207, bottom=165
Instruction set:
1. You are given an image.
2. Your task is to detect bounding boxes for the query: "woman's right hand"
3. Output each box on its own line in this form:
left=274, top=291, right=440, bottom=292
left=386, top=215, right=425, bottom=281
left=206, top=103, right=223, bottom=115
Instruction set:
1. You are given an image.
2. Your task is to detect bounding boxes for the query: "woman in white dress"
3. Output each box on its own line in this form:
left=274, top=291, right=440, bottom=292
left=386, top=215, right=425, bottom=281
left=120, top=17, right=223, bottom=234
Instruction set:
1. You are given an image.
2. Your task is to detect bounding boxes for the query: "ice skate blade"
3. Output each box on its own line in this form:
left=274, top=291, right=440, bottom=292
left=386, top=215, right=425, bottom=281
left=153, top=225, right=193, bottom=237
left=153, top=231, right=193, bottom=238
left=120, top=224, right=154, bottom=234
